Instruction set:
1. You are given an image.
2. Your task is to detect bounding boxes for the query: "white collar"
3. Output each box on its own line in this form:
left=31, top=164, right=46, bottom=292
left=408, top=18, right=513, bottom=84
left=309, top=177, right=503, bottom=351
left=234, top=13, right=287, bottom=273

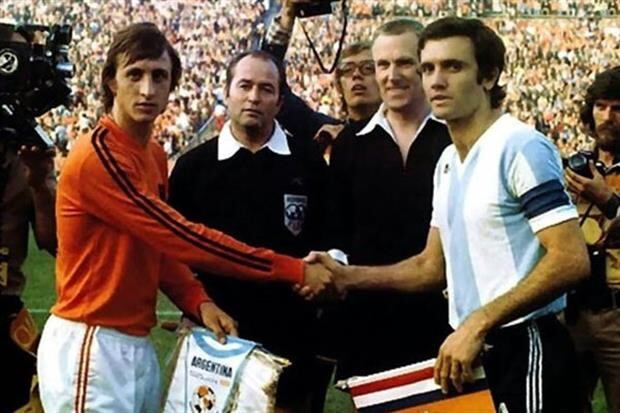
left=356, top=103, right=443, bottom=144
left=218, top=120, right=291, bottom=161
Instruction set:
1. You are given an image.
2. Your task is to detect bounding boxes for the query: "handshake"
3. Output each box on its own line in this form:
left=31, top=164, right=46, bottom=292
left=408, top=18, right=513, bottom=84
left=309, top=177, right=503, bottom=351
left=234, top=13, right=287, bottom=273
left=294, top=251, right=350, bottom=300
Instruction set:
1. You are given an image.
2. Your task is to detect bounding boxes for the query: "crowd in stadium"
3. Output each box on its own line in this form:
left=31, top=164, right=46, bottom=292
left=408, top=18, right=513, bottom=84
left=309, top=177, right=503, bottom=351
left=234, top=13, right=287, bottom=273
left=285, top=3, right=620, bottom=156
left=0, top=0, right=618, bottom=159
left=2, top=1, right=620, bottom=412
left=0, top=0, right=267, bottom=159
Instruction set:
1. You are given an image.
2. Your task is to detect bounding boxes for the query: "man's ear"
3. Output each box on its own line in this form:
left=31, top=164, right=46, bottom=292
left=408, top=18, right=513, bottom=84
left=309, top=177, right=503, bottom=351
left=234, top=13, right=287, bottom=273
left=334, top=75, right=344, bottom=96
left=108, top=78, right=118, bottom=96
left=482, top=68, right=500, bottom=92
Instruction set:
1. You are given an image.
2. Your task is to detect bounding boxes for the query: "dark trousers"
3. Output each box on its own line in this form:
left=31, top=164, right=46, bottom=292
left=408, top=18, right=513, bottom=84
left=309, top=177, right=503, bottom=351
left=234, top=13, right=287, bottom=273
left=482, top=314, right=581, bottom=413
left=0, top=295, right=35, bottom=413
left=566, top=307, right=620, bottom=413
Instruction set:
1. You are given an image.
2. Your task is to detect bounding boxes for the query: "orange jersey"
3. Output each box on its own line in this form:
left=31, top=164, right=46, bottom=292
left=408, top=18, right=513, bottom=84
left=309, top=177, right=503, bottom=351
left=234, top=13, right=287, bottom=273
left=53, top=116, right=304, bottom=336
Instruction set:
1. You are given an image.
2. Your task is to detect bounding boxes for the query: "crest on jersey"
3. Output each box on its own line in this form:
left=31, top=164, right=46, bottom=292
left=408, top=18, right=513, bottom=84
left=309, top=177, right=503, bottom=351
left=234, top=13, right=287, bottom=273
left=0, top=49, right=19, bottom=76
left=284, top=194, right=307, bottom=236
left=190, top=385, right=216, bottom=412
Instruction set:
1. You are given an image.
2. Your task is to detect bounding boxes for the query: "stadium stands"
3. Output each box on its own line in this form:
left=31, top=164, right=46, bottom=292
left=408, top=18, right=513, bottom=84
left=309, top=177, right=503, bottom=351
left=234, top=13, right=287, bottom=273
left=1, top=0, right=619, bottom=159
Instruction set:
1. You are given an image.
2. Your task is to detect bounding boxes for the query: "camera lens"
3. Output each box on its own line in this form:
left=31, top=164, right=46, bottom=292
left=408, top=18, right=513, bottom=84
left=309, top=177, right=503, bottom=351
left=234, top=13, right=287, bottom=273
left=567, top=153, right=592, bottom=178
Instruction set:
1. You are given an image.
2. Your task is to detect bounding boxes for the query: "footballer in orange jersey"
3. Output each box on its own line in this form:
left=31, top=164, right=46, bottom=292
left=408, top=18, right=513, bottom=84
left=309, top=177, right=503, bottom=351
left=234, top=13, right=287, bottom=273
left=36, top=23, right=332, bottom=413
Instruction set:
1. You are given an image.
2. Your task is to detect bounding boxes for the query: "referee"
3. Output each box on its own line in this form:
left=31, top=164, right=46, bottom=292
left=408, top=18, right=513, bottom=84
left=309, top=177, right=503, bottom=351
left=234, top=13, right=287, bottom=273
left=169, top=50, right=329, bottom=413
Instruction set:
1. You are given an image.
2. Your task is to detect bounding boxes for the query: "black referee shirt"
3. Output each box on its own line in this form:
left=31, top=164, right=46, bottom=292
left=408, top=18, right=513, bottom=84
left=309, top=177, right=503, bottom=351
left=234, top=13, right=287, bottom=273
left=168, top=122, right=328, bottom=357
left=325, top=110, right=453, bottom=378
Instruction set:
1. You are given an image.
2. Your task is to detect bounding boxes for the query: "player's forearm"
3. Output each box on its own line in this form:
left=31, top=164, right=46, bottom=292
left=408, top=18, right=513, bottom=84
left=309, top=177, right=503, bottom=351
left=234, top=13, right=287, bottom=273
left=465, top=235, right=589, bottom=334
left=159, top=259, right=211, bottom=320
left=340, top=254, right=445, bottom=293
left=82, top=172, right=305, bottom=285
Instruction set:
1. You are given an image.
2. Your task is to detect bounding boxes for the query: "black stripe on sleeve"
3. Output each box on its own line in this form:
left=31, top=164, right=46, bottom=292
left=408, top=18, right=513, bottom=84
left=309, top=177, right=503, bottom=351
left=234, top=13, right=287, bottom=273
left=90, top=128, right=272, bottom=273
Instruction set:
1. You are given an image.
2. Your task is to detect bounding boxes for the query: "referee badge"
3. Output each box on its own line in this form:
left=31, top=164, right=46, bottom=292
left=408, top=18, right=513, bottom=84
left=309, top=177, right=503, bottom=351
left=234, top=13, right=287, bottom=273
left=284, top=194, right=307, bottom=236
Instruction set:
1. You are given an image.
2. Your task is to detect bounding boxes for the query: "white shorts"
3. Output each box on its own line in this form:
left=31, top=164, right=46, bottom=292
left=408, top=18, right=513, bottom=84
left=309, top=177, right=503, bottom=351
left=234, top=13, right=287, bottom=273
left=37, top=315, right=160, bottom=413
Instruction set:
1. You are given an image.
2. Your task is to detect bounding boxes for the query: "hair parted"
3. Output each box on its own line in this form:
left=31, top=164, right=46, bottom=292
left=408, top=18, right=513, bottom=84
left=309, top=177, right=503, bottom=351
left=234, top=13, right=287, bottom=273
left=341, top=41, right=372, bottom=61
left=224, top=50, right=286, bottom=99
left=372, top=17, right=424, bottom=43
left=418, top=17, right=507, bottom=109
left=580, top=66, right=620, bottom=133
left=101, top=22, right=182, bottom=112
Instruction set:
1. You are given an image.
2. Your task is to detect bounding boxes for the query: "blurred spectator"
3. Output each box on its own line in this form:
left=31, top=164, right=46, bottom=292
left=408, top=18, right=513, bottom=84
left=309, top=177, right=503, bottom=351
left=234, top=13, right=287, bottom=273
left=1, top=0, right=619, bottom=162
left=1, top=0, right=267, bottom=160
left=282, top=3, right=619, bottom=157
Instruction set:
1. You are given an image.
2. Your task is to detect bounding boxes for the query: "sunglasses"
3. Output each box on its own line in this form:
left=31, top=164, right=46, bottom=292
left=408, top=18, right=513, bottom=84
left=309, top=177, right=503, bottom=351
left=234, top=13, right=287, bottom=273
left=337, top=60, right=375, bottom=77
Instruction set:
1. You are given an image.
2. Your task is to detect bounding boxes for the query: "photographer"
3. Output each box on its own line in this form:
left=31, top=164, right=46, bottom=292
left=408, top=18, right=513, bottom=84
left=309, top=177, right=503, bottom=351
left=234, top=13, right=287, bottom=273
left=564, top=66, right=620, bottom=413
left=262, top=1, right=381, bottom=154
left=0, top=26, right=56, bottom=413
left=262, top=0, right=340, bottom=143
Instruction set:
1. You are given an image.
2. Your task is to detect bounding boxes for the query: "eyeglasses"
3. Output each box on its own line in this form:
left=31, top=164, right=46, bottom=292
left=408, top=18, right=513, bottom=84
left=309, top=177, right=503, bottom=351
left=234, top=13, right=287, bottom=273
left=336, top=60, right=375, bottom=77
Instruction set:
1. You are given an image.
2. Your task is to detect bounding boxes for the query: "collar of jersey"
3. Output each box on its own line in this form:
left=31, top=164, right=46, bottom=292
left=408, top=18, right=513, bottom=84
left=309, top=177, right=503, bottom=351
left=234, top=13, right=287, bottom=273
left=356, top=103, right=443, bottom=145
left=218, top=120, right=291, bottom=161
left=99, top=116, right=150, bottom=152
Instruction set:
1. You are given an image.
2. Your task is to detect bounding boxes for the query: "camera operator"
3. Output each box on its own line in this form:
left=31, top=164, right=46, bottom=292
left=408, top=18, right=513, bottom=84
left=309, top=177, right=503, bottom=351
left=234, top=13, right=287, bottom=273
left=564, top=66, right=620, bottom=413
left=0, top=25, right=56, bottom=413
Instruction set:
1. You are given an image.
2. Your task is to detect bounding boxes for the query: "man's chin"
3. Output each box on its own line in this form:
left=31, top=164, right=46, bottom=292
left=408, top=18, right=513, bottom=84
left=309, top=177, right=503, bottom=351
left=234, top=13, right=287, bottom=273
left=348, top=96, right=376, bottom=108
left=240, top=119, right=262, bottom=129
left=384, top=99, right=413, bottom=112
left=429, top=107, right=453, bottom=120
left=131, top=111, right=159, bottom=123
left=596, top=132, right=620, bottom=153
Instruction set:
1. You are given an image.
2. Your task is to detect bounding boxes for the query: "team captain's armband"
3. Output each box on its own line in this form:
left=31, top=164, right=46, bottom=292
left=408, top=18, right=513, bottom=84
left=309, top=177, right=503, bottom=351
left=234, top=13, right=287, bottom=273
left=519, top=180, right=570, bottom=220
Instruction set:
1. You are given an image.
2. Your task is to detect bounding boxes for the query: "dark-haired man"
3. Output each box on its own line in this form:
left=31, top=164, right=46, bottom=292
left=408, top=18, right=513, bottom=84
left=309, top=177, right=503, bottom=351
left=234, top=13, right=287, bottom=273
left=310, top=17, right=589, bottom=412
left=564, top=66, right=620, bottom=413
left=36, top=23, right=331, bottom=413
left=170, top=50, right=329, bottom=413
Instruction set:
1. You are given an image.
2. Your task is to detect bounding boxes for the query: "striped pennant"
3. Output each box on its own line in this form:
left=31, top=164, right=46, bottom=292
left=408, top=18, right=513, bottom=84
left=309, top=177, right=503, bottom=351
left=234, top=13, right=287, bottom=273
left=340, top=358, right=496, bottom=413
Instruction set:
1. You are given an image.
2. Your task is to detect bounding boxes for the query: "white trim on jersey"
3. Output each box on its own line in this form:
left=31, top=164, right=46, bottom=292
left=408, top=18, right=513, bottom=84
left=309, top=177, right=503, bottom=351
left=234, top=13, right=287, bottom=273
left=431, top=114, right=578, bottom=328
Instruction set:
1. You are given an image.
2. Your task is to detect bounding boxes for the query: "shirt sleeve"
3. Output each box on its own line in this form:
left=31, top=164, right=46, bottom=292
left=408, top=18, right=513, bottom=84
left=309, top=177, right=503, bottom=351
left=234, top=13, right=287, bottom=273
left=262, top=15, right=292, bottom=62
left=159, top=256, right=210, bottom=321
left=78, top=136, right=305, bottom=285
left=508, top=136, right=578, bottom=233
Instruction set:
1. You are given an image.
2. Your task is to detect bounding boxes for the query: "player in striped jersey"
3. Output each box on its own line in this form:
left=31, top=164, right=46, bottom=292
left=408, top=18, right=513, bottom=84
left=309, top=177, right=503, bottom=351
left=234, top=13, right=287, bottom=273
left=307, top=17, right=590, bottom=413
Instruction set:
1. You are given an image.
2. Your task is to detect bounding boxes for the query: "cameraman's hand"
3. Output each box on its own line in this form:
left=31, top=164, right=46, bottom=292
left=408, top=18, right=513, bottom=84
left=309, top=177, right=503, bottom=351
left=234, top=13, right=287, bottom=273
left=279, top=0, right=312, bottom=28
left=18, top=145, right=55, bottom=190
left=565, top=161, right=614, bottom=208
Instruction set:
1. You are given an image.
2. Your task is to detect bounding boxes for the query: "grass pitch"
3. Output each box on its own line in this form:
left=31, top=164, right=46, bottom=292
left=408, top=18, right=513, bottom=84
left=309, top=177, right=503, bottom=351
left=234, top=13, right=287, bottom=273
left=21, top=235, right=605, bottom=412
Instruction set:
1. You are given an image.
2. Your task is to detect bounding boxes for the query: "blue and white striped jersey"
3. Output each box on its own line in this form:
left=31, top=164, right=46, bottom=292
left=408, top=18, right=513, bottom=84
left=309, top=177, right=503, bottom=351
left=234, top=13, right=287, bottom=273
left=430, top=114, right=578, bottom=329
